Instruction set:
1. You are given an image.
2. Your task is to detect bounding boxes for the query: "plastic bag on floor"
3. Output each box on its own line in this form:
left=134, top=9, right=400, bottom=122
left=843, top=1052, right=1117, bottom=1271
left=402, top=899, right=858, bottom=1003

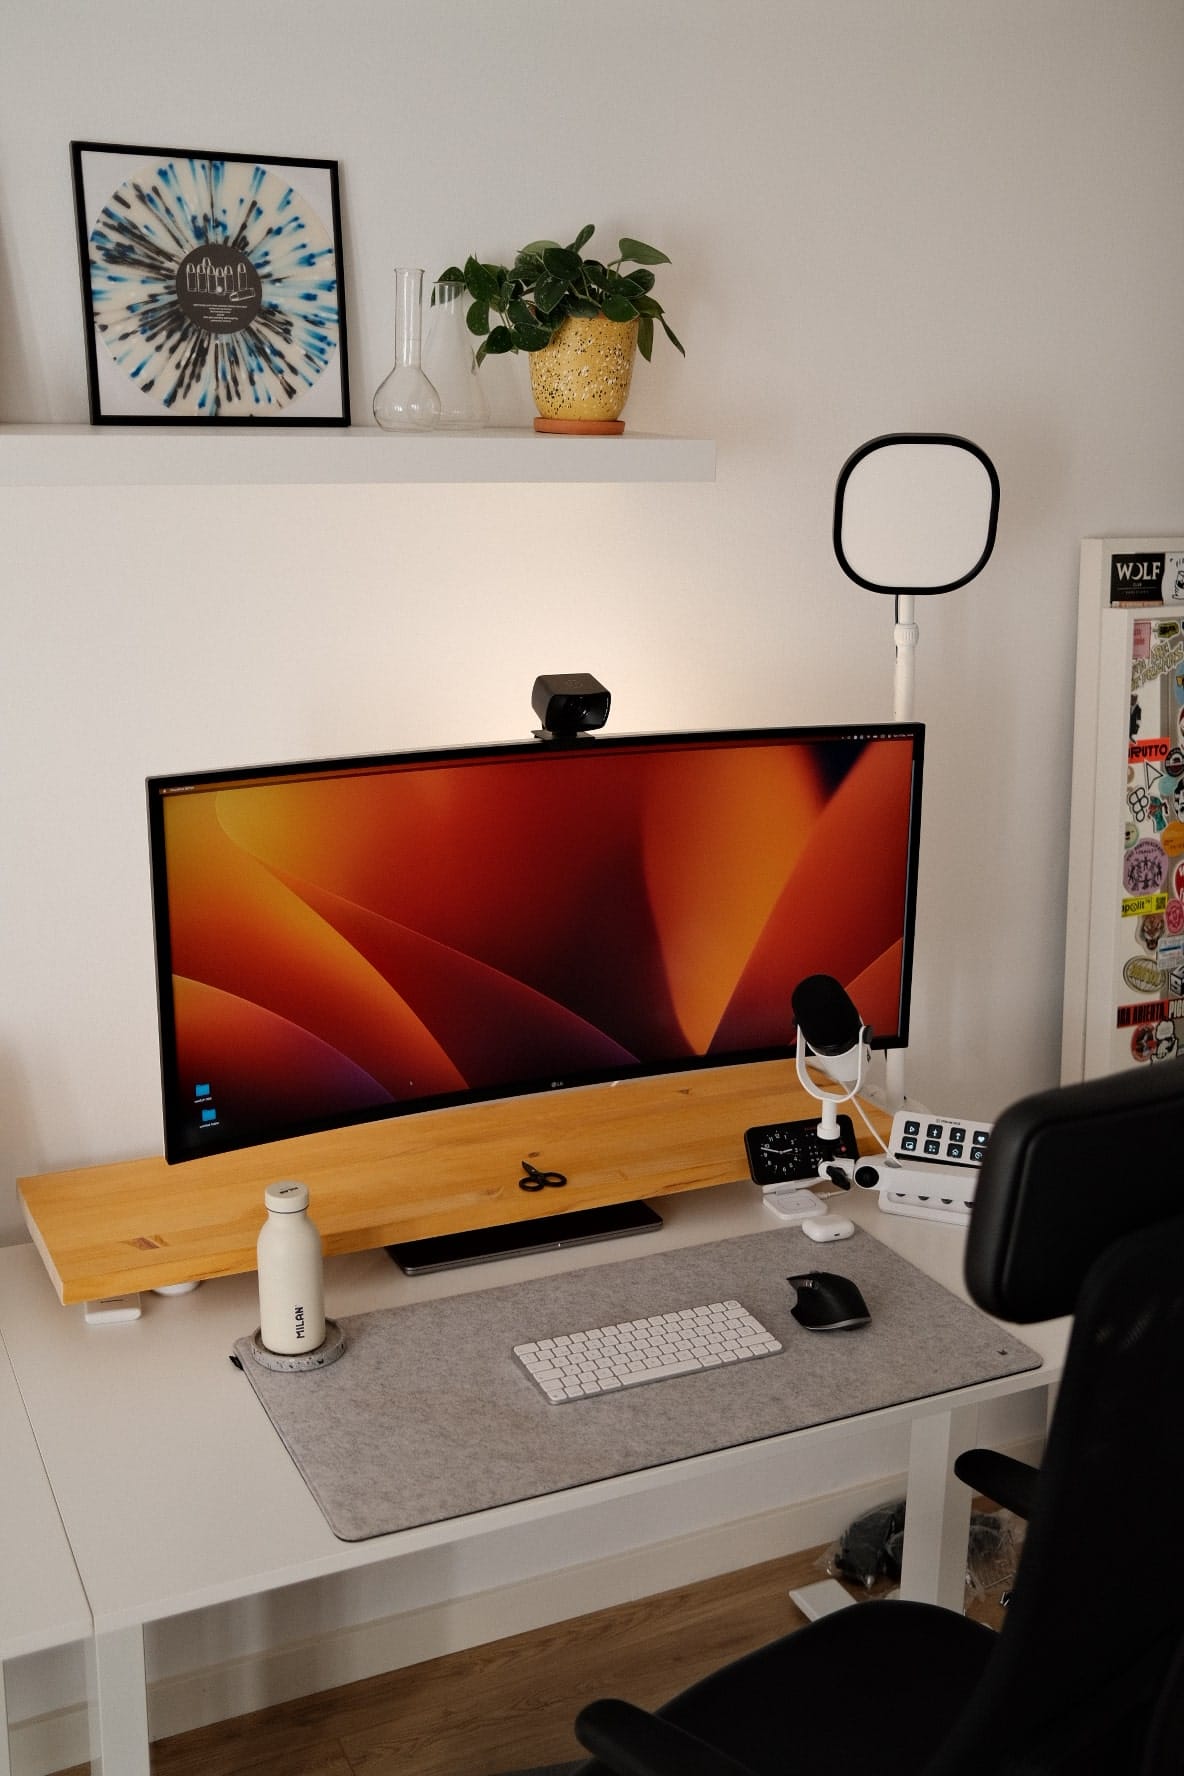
left=965, top=1508, right=1024, bottom=1601
left=827, top=1497, right=907, bottom=1589
left=824, top=1499, right=1025, bottom=1597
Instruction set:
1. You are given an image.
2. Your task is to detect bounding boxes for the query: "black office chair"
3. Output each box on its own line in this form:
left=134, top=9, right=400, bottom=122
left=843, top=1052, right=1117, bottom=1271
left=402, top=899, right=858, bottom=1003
left=562, top=1061, right=1184, bottom=1776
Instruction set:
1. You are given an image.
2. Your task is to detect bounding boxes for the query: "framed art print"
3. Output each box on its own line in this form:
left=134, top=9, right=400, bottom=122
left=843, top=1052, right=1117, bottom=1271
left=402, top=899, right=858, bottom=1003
left=70, top=141, right=350, bottom=425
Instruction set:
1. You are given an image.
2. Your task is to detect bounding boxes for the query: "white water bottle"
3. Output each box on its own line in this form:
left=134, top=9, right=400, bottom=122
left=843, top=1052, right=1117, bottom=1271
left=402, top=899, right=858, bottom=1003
left=256, top=1181, right=326, bottom=1355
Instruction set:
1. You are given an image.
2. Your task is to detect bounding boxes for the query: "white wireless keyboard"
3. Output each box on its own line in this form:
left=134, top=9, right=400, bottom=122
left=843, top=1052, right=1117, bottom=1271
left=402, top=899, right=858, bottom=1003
left=513, top=1299, right=782, bottom=1404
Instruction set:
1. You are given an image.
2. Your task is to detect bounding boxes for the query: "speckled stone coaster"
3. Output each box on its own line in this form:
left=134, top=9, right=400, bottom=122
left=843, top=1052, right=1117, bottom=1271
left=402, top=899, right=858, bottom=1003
left=233, top=1225, right=1041, bottom=1542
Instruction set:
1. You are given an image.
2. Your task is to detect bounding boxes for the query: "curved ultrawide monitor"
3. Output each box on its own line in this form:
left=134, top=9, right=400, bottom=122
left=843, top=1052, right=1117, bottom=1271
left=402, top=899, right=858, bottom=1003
left=147, top=724, right=924, bottom=1163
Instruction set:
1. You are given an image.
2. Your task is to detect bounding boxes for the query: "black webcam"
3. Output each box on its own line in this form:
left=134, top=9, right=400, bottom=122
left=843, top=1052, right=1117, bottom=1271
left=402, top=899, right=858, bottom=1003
left=531, top=673, right=611, bottom=740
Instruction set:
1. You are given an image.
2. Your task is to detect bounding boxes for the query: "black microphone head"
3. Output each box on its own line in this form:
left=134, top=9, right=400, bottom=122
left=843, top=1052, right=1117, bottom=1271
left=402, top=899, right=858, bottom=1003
left=791, top=974, right=863, bottom=1056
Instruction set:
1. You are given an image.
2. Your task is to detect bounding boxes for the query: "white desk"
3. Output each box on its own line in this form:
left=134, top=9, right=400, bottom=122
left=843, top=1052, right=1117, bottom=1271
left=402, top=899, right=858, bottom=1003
left=0, top=1184, right=1067, bottom=1776
left=0, top=1327, right=92, bottom=1776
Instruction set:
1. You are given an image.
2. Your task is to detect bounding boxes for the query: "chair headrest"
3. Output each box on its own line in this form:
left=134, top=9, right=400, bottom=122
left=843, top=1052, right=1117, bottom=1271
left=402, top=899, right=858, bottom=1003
left=965, top=1058, right=1184, bottom=1321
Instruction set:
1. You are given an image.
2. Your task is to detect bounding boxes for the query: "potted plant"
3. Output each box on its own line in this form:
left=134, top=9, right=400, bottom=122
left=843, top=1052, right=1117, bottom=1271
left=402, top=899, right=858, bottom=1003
left=439, top=225, right=684, bottom=433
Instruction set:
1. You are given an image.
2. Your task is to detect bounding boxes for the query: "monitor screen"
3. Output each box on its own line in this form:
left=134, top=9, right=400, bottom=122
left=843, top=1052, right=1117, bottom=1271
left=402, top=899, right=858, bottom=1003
left=147, top=724, right=924, bottom=1164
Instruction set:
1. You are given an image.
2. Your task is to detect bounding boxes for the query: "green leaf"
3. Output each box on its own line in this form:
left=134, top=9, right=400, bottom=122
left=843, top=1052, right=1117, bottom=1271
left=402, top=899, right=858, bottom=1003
left=506, top=296, right=536, bottom=326
left=565, top=296, right=601, bottom=318
left=481, top=324, right=516, bottom=355
left=627, top=267, right=656, bottom=294
left=631, top=294, right=661, bottom=317
left=602, top=293, right=639, bottom=322
left=519, top=239, right=559, bottom=260
left=660, top=316, right=686, bottom=356
left=510, top=252, right=546, bottom=284
left=618, top=238, right=670, bottom=266
left=533, top=274, right=569, bottom=315
left=637, top=315, right=654, bottom=362
left=438, top=265, right=465, bottom=283
left=580, top=266, right=608, bottom=307
left=566, top=223, right=596, bottom=253
left=465, top=301, right=491, bottom=337
left=508, top=312, right=555, bottom=352
left=465, top=257, right=501, bottom=304
left=541, top=245, right=583, bottom=281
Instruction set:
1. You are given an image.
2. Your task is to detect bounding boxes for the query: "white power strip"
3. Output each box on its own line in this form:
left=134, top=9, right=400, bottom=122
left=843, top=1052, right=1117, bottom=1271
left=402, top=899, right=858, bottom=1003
left=829, top=1157, right=978, bottom=1227
left=846, top=1107, right=996, bottom=1226
left=814, top=1104, right=995, bottom=1229
left=877, top=1160, right=977, bottom=1224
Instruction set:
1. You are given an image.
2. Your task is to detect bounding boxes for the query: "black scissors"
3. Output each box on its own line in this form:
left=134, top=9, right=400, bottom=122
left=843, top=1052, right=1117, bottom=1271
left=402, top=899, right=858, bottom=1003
left=518, top=1159, right=568, bottom=1193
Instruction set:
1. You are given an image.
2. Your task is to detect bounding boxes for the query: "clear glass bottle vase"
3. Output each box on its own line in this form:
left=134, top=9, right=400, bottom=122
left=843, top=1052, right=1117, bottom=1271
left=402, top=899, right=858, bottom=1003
left=372, top=267, right=440, bottom=431
left=423, top=279, right=489, bottom=429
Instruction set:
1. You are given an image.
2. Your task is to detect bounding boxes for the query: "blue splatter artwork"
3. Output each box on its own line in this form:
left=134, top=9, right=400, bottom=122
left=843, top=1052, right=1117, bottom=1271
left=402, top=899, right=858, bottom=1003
left=87, top=157, right=340, bottom=417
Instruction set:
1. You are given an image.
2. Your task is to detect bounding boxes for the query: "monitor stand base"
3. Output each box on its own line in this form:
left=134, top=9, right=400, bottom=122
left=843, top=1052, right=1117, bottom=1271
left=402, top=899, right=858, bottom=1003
left=387, top=1200, right=664, bottom=1275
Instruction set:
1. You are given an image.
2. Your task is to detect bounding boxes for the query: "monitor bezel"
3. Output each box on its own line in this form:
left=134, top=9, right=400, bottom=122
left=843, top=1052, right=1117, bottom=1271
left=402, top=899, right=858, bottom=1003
left=147, top=722, right=925, bottom=1165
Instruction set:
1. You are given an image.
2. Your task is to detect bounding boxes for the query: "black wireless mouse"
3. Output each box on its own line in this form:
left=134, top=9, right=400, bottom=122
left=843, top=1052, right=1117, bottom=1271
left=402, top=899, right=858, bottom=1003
left=786, top=1270, right=871, bottom=1331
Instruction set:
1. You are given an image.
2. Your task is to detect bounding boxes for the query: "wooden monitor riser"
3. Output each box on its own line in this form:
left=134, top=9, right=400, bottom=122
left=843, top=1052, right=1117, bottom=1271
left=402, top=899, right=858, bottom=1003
left=18, top=1060, right=889, bottom=1304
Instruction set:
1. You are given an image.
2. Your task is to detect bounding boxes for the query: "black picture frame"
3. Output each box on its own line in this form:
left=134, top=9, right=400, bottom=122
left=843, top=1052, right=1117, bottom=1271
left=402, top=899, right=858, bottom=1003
left=70, top=140, right=350, bottom=426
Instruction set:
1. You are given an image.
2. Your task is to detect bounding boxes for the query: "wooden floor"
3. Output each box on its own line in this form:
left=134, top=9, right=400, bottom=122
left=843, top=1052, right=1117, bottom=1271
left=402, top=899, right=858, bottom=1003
left=54, top=1533, right=1010, bottom=1776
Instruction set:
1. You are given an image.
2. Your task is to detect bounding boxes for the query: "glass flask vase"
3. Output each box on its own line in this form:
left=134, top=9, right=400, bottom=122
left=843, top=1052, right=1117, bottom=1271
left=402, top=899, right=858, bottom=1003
left=372, top=267, right=440, bottom=430
left=422, top=278, right=489, bottom=428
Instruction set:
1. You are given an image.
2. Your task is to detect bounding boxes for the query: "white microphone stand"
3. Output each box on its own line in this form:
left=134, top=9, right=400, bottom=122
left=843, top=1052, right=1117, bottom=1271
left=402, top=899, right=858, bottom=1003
left=796, top=1024, right=869, bottom=1143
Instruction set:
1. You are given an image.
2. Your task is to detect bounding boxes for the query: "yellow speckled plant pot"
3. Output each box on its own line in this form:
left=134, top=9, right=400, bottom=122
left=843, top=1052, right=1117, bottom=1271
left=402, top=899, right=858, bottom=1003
left=529, top=313, right=639, bottom=432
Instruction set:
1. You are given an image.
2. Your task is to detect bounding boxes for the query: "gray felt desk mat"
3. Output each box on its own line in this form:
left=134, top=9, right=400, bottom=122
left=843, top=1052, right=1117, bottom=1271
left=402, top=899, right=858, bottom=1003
left=233, top=1227, right=1041, bottom=1542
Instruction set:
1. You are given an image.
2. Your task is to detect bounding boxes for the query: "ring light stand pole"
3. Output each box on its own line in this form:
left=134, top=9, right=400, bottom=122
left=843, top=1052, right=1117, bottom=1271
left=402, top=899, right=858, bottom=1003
left=894, top=594, right=920, bottom=724
left=833, top=433, right=1000, bottom=1111
left=885, top=593, right=920, bottom=1107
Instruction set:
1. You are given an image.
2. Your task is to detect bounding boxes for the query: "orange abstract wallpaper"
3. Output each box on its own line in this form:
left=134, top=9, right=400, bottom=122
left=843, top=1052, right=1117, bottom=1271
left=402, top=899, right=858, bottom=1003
left=151, top=731, right=921, bottom=1157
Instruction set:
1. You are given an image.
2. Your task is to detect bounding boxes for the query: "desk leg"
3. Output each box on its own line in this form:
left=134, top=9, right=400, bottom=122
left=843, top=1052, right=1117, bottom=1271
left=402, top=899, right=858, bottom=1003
left=87, top=1624, right=150, bottom=1776
left=898, top=1404, right=979, bottom=1613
